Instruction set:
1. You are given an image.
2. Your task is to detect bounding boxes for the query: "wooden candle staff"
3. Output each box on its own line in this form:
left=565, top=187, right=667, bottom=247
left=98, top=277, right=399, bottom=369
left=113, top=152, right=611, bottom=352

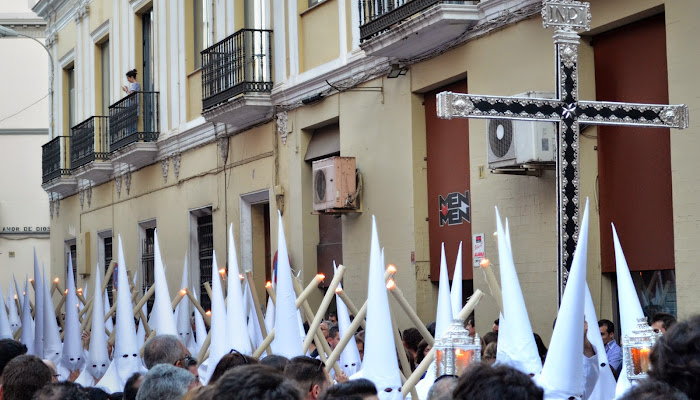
left=244, top=271, right=269, bottom=342
left=479, top=259, right=503, bottom=314
left=387, top=279, right=434, bottom=346
left=302, top=265, right=346, bottom=353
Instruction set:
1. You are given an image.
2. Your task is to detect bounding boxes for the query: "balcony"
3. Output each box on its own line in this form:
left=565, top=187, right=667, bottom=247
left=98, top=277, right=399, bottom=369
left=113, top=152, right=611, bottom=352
left=41, top=136, right=77, bottom=196
left=359, top=0, right=479, bottom=58
left=108, top=91, right=160, bottom=169
left=70, top=116, right=113, bottom=184
left=201, top=29, right=275, bottom=130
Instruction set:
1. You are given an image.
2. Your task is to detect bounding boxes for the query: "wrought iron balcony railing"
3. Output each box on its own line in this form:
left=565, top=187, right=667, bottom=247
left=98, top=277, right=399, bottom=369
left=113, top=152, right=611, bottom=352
left=359, top=0, right=463, bottom=41
left=108, top=91, right=160, bottom=152
left=42, top=136, right=71, bottom=183
left=201, top=28, right=273, bottom=110
left=70, top=116, right=110, bottom=169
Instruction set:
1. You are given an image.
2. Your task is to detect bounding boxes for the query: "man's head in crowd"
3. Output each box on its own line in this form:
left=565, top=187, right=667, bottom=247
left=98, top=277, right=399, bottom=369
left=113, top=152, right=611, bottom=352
left=0, top=340, right=28, bottom=384
left=123, top=372, right=144, bottom=400
left=213, top=364, right=303, bottom=400
left=184, top=356, right=199, bottom=382
left=284, top=356, right=331, bottom=400
left=319, top=379, right=378, bottom=400
left=0, top=354, right=52, bottom=400
left=328, top=312, right=337, bottom=325
left=618, top=379, right=689, bottom=400
left=135, top=364, right=197, bottom=400
left=649, top=315, right=700, bottom=400
left=598, top=319, right=616, bottom=345
left=32, top=381, right=88, bottom=400
left=650, top=313, right=677, bottom=334
left=427, top=375, right=458, bottom=400
left=327, top=326, right=340, bottom=351
left=143, top=335, right=188, bottom=369
left=320, top=321, right=332, bottom=339
left=208, top=351, right=258, bottom=384
left=260, top=355, right=290, bottom=373
left=453, top=363, right=543, bottom=400
left=493, top=319, right=500, bottom=333
left=465, top=317, right=476, bottom=337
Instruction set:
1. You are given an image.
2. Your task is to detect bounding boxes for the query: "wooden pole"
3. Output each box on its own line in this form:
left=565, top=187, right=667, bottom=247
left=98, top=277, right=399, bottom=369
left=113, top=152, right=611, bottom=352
left=196, top=330, right=212, bottom=362
left=324, top=302, right=367, bottom=373
left=335, top=288, right=365, bottom=329
left=302, top=265, right=346, bottom=352
left=132, top=285, right=155, bottom=317
left=479, top=259, right=503, bottom=314
left=171, top=289, right=186, bottom=311
left=388, top=280, right=434, bottom=346
left=185, top=289, right=212, bottom=326
left=252, top=328, right=275, bottom=359
left=400, top=290, right=484, bottom=397
left=244, top=271, right=269, bottom=344
left=392, top=312, right=419, bottom=399
left=203, top=282, right=213, bottom=303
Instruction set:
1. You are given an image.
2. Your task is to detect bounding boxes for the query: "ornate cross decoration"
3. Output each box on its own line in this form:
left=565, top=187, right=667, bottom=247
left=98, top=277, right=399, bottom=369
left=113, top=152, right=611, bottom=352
left=437, top=0, right=689, bottom=302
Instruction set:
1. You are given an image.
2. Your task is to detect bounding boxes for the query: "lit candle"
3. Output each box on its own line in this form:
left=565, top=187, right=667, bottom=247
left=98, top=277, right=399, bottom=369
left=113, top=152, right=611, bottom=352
left=387, top=279, right=434, bottom=346
left=480, top=259, right=503, bottom=314
left=295, top=274, right=324, bottom=308
left=239, top=274, right=244, bottom=282
left=205, top=310, right=212, bottom=317
left=53, top=277, right=60, bottom=284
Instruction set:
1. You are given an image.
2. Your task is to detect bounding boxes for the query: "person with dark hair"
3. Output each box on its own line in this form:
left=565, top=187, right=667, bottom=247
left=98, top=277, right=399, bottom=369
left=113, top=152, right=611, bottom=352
left=208, top=351, right=258, bottom=384
left=402, top=328, right=422, bottom=359
left=284, top=356, right=331, bottom=400
left=328, top=312, right=338, bottom=325
left=465, top=317, right=476, bottom=338
left=481, top=331, right=498, bottom=348
left=427, top=375, right=458, bottom=400
left=426, top=322, right=436, bottom=338
left=598, top=319, right=622, bottom=374
left=319, top=378, right=378, bottom=400
left=327, top=326, right=340, bottom=351
left=84, top=388, right=111, bottom=400
left=649, top=315, right=700, bottom=400
left=143, top=335, right=188, bottom=370
left=482, top=342, right=497, bottom=365
left=0, top=339, right=28, bottom=383
left=453, top=363, right=544, bottom=400
left=618, top=379, right=689, bottom=400
left=355, top=332, right=365, bottom=362
left=416, top=340, right=431, bottom=366
left=493, top=319, right=499, bottom=333
left=184, top=356, right=199, bottom=382
left=0, top=354, right=52, bottom=400
left=31, top=381, right=88, bottom=400
left=213, top=364, right=303, bottom=400
left=261, top=355, right=290, bottom=373
left=532, top=333, right=547, bottom=365
left=123, top=372, right=143, bottom=400
left=135, top=364, right=197, bottom=400
left=122, top=69, right=141, bottom=95
left=650, top=312, right=677, bottom=334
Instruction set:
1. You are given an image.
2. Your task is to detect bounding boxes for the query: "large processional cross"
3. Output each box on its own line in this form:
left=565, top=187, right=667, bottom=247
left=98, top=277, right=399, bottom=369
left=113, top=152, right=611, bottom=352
left=437, top=0, right=689, bottom=302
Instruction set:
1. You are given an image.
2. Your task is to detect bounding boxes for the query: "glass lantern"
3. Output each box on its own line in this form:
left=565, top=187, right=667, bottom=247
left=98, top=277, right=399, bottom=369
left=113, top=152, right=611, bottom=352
left=623, top=317, right=662, bottom=380
left=434, top=319, right=481, bottom=377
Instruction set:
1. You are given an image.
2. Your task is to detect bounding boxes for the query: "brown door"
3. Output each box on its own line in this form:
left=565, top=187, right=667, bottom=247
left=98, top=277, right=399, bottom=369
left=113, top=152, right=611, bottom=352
left=425, top=80, right=472, bottom=282
left=317, top=214, right=342, bottom=287
left=594, top=14, right=675, bottom=272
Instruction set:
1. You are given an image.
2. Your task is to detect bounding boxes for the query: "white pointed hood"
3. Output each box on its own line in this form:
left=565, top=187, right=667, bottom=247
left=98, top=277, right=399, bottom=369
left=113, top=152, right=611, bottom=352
left=192, top=286, right=206, bottom=355
left=244, top=278, right=264, bottom=351
left=585, top=285, right=617, bottom=400
left=0, top=284, right=12, bottom=339
left=150, top=229, right=178, bottom=336
left=33, top=249, right=44, bottom=356
left=175, top=257, right=196, bottom=352
left=494, top=209, right=542, bottom=376
left=104, top=290, right=113, bottom=334
left=85, top=266, right=111, bottom=381
left=43, top=271, right=63, bottom=364
left=334, top=263, right=362, bottom=376
left=205, top=250, right=228, bottom=383
left=226, top=224, right=253, bottom=354
left=436, top=244, right=453, bottom=338
left=612, top=224, right=646, bottom=397
left=20, top=278, right=34, bottom=354
left=8, top=281, right=21, bottom=334
left=357, top=216, right=402, bottom=399
left=538, top=199, right=590, bottom=399
left=98, top=236, right=147, bottom=393
left=271, top=211, right=304, bottom=358
left=62, top=256, right=85, bottom=373
left=450, top=242, right=463, bottom=318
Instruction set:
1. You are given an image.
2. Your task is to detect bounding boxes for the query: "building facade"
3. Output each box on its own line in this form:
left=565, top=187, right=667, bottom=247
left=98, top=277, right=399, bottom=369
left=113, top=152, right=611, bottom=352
left=35, top=0, right=699, bottom=343
left=0, top=0, right=50, bottom=289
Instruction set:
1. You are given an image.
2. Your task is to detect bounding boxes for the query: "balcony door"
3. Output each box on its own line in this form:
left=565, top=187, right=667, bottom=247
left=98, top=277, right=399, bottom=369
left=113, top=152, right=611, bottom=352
left=141, top=8, right=155, bottom=133
left=244, top=0, right=270, bottom=83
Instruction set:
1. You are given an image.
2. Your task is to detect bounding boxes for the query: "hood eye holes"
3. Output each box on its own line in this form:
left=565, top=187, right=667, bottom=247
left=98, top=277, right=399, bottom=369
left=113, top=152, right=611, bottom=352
left=70, top=358, right=75, bottom=361
left=101, top=364, right=106, bottom=367
left=93, top=364, right=97, bottom=368
left=123, top=354, right=129, bottom=358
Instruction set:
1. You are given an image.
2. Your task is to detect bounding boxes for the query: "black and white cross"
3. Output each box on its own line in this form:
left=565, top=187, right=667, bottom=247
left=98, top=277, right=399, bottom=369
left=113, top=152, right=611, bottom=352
left=437, top=0, right=689, bottom=302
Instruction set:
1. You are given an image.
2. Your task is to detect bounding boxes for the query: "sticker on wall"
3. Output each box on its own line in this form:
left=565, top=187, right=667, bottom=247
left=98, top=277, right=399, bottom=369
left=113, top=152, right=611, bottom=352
left=439, top=191, right=470, bottom=226
left=473, top=234, right=485, bottom=267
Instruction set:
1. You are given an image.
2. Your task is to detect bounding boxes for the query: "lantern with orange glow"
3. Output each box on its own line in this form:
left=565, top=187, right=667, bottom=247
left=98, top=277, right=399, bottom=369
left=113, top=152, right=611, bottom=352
left=623, top=317, right=661, bottom=380
left=434, top=319, right=481, bottom=377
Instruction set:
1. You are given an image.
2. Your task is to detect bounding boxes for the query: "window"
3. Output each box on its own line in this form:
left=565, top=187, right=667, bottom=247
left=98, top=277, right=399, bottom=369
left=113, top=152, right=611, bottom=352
left=103, top=236, right=114, bottom=304
left=142, top=8, right=155, bottom=92
left=65, top=240, right=77, bottom=283
left=633, top=270, right=676, bottom=318
left=197, top=214, right=213, bottom=311
left=68, top=67, right=76, bottom=128
left=193, top=0, right=209, bottom=69
left=139, top=221, right=156, bottom=311
left=100, top=40, right=110, bottom=115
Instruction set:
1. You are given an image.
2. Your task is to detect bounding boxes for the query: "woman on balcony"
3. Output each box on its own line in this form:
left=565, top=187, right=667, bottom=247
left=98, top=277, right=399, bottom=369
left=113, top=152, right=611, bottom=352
left=122, top=69, right=141, bottom=95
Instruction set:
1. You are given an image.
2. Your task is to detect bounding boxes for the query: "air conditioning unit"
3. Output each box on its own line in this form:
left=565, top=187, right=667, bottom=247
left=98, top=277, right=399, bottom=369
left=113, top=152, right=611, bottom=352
left=312, top=156, right=357, bottom=211
left=487, top=91, right=557, bottom=169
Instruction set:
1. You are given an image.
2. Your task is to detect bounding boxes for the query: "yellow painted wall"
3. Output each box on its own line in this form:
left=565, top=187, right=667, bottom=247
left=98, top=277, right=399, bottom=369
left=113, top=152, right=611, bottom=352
left=300, top=0, right=340, bottom=72
left=88, top=0, right=113, bottom=33
left=56, top=21, right=76, bottom=60
left=187, top=70, right=202, bottom=121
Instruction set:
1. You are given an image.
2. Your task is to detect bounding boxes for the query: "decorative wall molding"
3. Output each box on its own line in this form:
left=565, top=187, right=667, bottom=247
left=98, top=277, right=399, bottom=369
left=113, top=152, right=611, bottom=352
left=115, top=175, right=122, bottom=198
left=172, top=154, right=181, bottom=181
left=49, top=194, right=54, bottom=219
left=55, top=196, right=60, bottom=217
left=90, top=19, right=110, bottom=43
left=79, top=189, right=84, bottom=209
left=218, top=137, right=229, bottom=164
left=161, top=158, right=169, bottom=183
left=276, top=111, right=289, bottom=144
left=74, top=1, right=89, bottom=23
left=124, top=171, right=132, bottom=195
left=86, top=185, right=92, bottom=207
